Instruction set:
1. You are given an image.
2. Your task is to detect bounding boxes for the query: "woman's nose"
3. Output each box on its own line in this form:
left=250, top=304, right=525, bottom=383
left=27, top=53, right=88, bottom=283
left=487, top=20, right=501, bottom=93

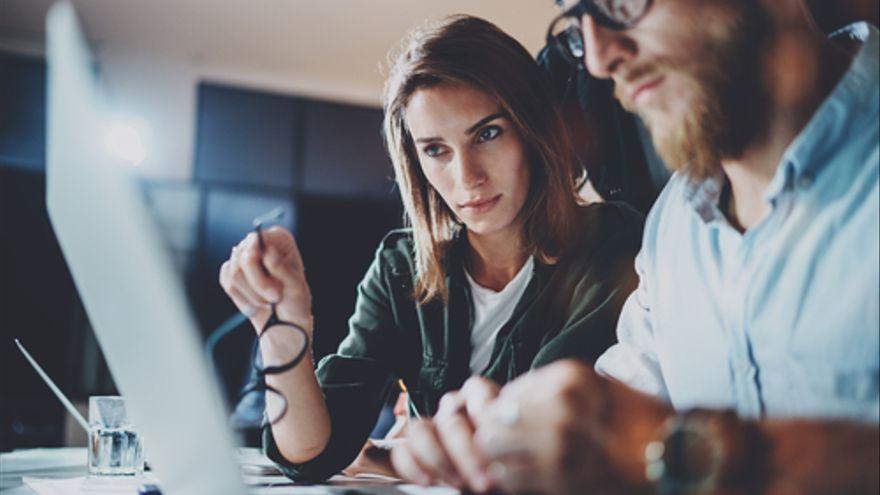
left=455, top=151, right=488, bottom=190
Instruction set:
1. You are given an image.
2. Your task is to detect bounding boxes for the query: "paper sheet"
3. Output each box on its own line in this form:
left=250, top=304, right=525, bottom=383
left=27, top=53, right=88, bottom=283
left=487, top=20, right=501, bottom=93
left=22, top=475, right=160, bottom=495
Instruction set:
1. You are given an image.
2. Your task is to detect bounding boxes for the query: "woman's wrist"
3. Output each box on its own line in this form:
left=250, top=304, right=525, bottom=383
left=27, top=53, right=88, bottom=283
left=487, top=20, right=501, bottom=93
left=258, top=316, right=315, bottom=372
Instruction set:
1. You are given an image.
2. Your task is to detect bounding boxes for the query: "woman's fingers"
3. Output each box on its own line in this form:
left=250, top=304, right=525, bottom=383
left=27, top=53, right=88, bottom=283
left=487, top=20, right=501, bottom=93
left=225, top=284, right=259, bottom=317
left=240, top=233, right=282, bottom=303
left=220, top=244, right=269, bottom=309
left=262, top=226, right=306, bottom=272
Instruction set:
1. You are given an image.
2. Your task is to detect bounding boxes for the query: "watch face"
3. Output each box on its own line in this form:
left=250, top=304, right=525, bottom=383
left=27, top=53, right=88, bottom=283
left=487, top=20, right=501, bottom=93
left=645, top=415, right=724, bottom=494
left=666, top=428, right=720, bottom=485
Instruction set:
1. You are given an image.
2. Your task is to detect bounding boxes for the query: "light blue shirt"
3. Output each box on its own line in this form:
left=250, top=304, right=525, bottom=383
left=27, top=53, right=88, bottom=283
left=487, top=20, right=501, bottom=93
left=596, top=23, right=880, bottom=422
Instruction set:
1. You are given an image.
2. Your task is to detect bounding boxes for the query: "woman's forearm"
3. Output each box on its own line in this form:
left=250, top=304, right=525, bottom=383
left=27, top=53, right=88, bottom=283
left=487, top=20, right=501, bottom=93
left=264, top=345, right=331, bottom=464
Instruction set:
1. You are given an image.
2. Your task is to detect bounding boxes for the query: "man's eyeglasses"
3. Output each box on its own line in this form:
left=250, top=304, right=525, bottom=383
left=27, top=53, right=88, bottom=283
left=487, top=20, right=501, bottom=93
left=235, top=207, right=310, bottom=427
left=547, top=0, right=653, bottom=65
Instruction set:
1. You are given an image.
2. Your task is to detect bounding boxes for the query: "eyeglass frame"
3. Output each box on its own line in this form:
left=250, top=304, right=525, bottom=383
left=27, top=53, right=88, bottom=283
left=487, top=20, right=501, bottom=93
left=237, top=207, right=311, bottom=425
left=546, top=0, right=654, bottom=65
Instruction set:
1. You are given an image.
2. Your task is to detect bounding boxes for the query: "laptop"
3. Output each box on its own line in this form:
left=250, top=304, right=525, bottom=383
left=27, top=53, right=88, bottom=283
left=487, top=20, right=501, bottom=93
left=44, top=4, right=462, bottom=493
left=44, top=2, right=249, bottom=493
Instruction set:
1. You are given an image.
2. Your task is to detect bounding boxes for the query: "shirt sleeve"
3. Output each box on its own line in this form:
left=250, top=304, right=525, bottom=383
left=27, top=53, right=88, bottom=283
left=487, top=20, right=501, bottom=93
left=595, top=245, right=671, bottom=403
left=263, top=244, right=398, bottom=482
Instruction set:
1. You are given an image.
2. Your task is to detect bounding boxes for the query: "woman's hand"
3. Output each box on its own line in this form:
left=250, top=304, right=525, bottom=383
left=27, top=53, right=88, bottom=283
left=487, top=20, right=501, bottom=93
left=218, top=226, right=314, bottom=336
left=390, top=376, right=500, bottom=492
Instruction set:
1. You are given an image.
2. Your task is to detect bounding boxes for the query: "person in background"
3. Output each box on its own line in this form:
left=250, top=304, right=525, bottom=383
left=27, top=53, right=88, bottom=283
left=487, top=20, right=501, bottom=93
left=219, top=15, right=643, bottom=482
left=392, top=1, right=880, bottom=493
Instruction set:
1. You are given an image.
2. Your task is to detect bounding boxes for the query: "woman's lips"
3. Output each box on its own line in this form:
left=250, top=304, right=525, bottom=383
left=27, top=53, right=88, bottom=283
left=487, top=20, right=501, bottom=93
left=459, top=194, right=502, bottom=214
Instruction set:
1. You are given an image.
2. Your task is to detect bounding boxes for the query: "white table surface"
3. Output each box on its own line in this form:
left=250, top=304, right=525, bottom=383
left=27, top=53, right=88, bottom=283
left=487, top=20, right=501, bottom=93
left=0, top=448, right=459, bottom=494
left=0, top=448, right=89, bottom=494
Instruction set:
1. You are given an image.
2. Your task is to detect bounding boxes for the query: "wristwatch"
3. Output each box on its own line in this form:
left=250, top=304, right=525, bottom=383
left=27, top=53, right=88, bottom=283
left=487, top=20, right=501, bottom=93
left=644, top=410, right=762, bottom=495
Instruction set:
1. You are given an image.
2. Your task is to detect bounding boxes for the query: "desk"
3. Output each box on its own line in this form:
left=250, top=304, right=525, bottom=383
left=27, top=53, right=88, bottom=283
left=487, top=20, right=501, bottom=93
left=1, top=448, right=87, bottom=494
left=0, top=448, right=459, bottom=495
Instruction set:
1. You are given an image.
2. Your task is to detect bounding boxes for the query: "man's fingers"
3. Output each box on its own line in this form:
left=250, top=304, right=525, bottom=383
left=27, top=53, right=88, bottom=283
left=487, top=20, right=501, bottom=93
left=460, top=376, right=500, bottom=422
left=435, top=410, right=492, bottom=492
left=486, top=456, right=544, bottom=494
left=405, top=420, right=464, bottom=487
left=474, top=418, right=536, bottom=461
left=390, top=442, right=434, bottom=486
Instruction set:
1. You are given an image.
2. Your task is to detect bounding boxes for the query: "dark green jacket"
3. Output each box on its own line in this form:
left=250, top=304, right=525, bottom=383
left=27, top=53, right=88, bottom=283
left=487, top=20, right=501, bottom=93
left=265, top=202, right=643, bottom=481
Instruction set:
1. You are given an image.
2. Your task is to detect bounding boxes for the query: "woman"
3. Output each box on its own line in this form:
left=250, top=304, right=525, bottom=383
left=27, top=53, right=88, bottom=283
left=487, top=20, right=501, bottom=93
left=218, top=15, right=642, bottom=482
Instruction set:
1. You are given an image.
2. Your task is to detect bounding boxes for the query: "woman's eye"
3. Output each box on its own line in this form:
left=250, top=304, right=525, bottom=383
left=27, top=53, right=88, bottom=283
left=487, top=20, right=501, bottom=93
left=476, top=125, right=502, bottom=143
left=424, top=144, right=445, bottom=157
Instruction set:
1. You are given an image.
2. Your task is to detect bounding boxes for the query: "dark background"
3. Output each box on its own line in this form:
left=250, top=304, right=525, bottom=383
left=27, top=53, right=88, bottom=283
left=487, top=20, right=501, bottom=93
left=0, top=51, right=403, bottom=451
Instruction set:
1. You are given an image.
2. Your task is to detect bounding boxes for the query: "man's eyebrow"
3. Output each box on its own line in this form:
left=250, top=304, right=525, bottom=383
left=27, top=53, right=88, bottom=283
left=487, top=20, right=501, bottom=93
left=413, top=111, right=508, bottom=144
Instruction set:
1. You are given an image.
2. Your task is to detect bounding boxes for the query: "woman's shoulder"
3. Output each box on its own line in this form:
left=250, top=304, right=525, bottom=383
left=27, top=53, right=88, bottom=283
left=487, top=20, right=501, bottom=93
left=552, top=202, right=645, bottom=271
left=570, top=201, right=645, bottom=247
left=374, top=228, right=416, bottom=276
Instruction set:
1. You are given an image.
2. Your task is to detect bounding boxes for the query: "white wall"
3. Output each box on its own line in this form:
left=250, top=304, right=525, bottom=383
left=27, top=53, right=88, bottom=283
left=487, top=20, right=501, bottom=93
left=1, top=0, right=555, bottom=180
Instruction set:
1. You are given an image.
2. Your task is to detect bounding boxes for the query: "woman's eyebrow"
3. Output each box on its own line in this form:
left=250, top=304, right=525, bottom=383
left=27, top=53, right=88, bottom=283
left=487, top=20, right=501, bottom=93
left=465, top=111, right=507, bottom=135
left=413, top=111, right=508, bottom=144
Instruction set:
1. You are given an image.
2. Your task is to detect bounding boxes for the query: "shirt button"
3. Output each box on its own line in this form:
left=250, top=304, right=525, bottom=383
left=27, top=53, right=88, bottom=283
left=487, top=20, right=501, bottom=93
left=798, top=174, right=814, bottom=189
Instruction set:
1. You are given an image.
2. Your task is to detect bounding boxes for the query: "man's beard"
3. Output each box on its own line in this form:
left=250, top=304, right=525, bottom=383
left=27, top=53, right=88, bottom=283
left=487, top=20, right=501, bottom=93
left=615, top=4, right=772, bottom=181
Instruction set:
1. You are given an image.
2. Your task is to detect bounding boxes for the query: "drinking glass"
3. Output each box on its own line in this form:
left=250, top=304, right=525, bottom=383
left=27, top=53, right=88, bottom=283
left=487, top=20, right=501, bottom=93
left=88, top=396, right=144, bottom=476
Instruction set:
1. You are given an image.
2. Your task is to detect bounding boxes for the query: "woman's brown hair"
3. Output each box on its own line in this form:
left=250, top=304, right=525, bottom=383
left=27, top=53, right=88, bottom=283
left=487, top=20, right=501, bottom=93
left=383, top=15, right=580, bottom=304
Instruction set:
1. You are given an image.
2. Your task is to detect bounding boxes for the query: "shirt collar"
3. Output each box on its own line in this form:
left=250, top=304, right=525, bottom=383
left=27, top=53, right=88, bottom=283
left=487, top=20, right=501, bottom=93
left=683, top=22, right=879, bottom=219
left=683, top=172, right=727, bottom=224
left=765, top=22, right=879, bottom=202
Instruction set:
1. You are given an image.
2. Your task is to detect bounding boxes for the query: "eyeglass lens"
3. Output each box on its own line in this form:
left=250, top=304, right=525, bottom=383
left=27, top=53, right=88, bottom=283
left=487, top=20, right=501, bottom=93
left=234, top=386, right=287, bottom=427
left=593, top=0, right=650, bottom=26
left=549, top=0, right=650, bottom=63
left=255, top=322, right=309, bottom=372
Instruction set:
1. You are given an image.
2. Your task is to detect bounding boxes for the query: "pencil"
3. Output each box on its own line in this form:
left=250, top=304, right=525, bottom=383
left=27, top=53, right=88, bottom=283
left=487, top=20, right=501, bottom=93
left=397, top=379, right=422, bottom=420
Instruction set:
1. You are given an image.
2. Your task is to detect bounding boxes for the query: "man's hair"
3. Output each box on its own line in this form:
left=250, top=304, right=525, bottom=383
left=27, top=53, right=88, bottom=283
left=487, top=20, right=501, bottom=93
left=383, top=15, right=581, bottom=304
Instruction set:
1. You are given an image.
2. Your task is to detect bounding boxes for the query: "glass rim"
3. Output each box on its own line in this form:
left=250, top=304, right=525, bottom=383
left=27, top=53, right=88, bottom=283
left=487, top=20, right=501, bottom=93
left=253, top=320, right=310, bottom=375
left=549, top=0, right=654, bottom=33
left=237, top=384, right=288, bottom=426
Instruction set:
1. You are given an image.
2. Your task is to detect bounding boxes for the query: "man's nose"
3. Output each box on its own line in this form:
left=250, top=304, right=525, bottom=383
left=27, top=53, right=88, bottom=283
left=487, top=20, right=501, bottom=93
left=581, top=15, right=635, bottom=79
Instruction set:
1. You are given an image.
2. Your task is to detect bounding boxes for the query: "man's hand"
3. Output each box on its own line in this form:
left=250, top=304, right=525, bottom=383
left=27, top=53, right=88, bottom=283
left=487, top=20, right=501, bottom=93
left=390, top=376, right=500, bottom=491
left=471, top=360, right=673, bottom=495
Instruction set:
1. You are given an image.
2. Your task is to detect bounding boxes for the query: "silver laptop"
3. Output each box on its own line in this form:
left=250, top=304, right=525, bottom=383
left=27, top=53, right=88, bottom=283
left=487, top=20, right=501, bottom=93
left=46, top=3, right=251, bottom=493
left=44, top=5, right=458, bottom=494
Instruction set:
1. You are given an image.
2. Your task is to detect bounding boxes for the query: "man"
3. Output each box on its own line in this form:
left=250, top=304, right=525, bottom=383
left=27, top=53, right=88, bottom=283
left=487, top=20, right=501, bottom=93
left=390, top=1, right=879, bottom=493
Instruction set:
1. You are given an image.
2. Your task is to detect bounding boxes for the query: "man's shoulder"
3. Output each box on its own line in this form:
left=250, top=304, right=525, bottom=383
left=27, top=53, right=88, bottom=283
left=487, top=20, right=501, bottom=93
left=642, top=173, right=694, bottom=232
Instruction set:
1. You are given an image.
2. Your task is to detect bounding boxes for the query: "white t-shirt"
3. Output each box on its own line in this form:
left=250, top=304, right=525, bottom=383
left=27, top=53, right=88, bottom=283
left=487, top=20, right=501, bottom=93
left=464, top=256, right=535, bottom=374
